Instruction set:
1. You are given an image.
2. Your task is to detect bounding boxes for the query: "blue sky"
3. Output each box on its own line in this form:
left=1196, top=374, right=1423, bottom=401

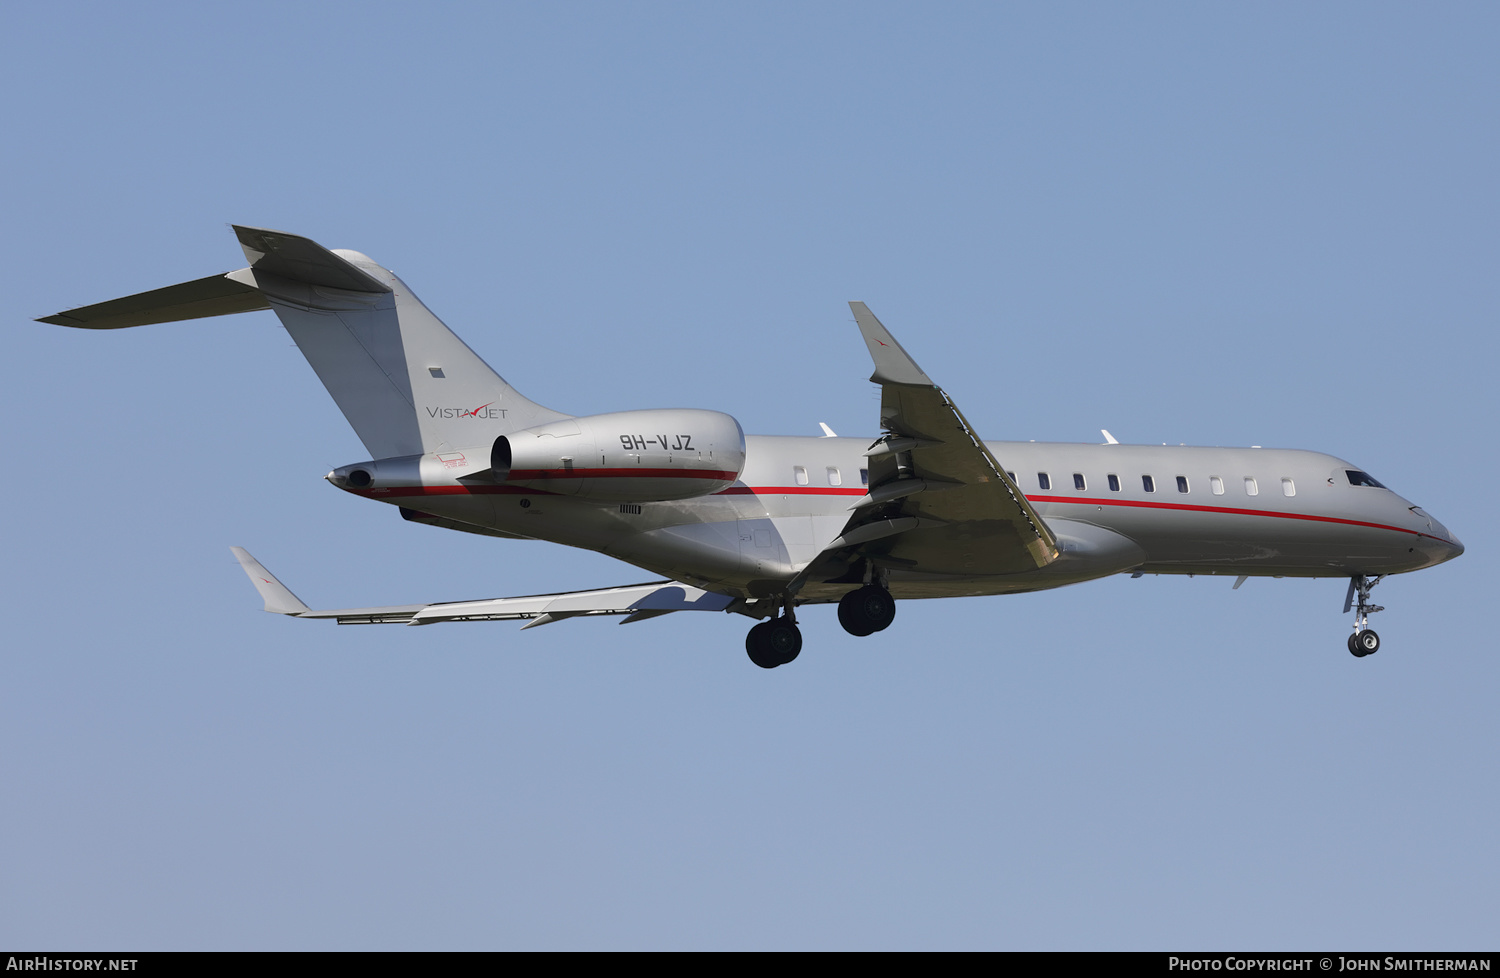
left=3, top=1, right=1496, bottom=950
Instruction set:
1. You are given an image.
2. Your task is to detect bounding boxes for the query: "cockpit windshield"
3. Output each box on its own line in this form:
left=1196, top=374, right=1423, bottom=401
left=1346, top=470, right=1387, bottom=489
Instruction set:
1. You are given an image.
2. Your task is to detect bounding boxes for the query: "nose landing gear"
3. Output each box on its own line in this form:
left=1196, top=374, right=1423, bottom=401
left=1347, top=629, right=1380, bottom=657
left=1344, top=575, right=1384, bottom=657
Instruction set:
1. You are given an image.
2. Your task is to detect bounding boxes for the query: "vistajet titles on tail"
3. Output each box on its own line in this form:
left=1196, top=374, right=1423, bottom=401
left=39, top=227, right=1463, bottom=668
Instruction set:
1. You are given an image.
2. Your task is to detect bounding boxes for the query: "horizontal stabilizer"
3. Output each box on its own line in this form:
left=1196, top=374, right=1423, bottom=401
left=40, top=224, right=569, bottom=461
left=38, top=225, right=390, bottom=330
left=38, top=273, right=269, bottom=329
left=232, top=225, right=391, bottom=293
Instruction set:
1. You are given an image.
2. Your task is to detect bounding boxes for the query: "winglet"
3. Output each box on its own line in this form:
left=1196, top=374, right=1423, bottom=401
left=230, top=547, right=312, bottom=615
left=849, top=302, right=934, bottom=387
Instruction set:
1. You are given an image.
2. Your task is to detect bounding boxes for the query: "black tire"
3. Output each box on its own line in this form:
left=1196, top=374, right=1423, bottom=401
left=746, top=622, right=781, bottom=669
left=1347, top=632, right=1364, bottom=657
left=1355, top=629, right=1380, bottom=656
left=838, top=585, right=896, bottom=637
left=766, top=620, right=802, bottom=664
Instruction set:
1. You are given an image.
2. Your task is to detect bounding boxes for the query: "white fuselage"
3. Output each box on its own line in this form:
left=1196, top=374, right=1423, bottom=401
left=41, top=227, right=1466, bottom=653
left=337, top=436, right=1462, bottom=603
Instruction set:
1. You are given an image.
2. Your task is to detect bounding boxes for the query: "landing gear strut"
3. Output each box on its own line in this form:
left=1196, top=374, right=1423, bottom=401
left=746, top=598, right=802, bottom=669
left=838, top=584, right=896, bottom=637
left=1344, top=575, right=1384, bottom=657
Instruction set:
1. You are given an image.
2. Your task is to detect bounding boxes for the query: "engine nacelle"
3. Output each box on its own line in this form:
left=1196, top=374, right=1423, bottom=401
left=328, top=451, right=489, bottom=492
left=493, top=409, right=746, bottom=501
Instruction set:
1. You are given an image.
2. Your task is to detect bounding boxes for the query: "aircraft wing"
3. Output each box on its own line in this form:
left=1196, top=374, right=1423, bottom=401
left=800, top=303, right=1058, bottom=583
left=231, top=547, right=735, bottom=626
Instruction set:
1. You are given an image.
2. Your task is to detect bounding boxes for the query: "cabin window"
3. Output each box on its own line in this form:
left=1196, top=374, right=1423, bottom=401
left=1346, top=470, right=1387, bottom=488
left=1073, top=473, right=1086, bottom=491
left=1107, top=474, right=1120, bottom=492
left=1142, top=475, right=1156, bottom=493
left=1210, top=475, right=1224, bottom=495
left=1244, top=477, right=1258, bottom=496
left=827, top=466, right=842, bottom=486
left=1176, top=476, right=1189, bottom=494
left=794, top=465, right=809, bottom=486
left=860, top=468, right=869, bottom=486
left=1281, top=477, right=1295, bottom=497
left=1037, top=472, right=1051, bottom=491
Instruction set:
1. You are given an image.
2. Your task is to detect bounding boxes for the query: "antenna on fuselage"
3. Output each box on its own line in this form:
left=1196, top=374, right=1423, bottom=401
left=1101, top=429, right=1119, bottom=445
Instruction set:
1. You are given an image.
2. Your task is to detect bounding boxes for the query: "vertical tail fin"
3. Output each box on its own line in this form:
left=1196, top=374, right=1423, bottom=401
left=231, top=226, right=569, bottom=458
left=37, top=226, right=569, bottom=459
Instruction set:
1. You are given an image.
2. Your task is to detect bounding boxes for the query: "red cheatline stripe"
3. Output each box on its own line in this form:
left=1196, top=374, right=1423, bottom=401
left=1026, top=494, right=1442, bottom=541
left=359, top=485, right=543, bottom=497
left=346, top=482, right=1444, bottom=543
left=716, top=486, right=868, bottom=496
left=508, top=467, right=742, bottom=481
left=349, top=483, right=870, bottom=499
left=351, top=483, right=867, bottom=499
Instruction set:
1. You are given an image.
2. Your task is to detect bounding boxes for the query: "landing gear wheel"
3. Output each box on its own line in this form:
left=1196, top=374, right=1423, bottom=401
left=746, top=622, right=778, bottom=668
left=767, top=620, right=802, bottom=664
left=746, top=619, right=802, bottom=668
left=1344, top=575, right=1385, bottom=658
left=838, top=585, right=896, bottom=637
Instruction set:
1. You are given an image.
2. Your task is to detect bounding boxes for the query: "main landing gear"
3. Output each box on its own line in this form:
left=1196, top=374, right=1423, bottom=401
left=1344, top=575, right=1384, bottom=658
left=838, top=584, right=896, bottom=637
left=746, top=598, right=802, bottom=669
left=744, top=584, right=900, bottom=668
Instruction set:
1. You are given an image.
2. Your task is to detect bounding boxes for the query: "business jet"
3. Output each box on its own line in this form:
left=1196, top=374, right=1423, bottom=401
left=38, top=226, right=1464, bottom=668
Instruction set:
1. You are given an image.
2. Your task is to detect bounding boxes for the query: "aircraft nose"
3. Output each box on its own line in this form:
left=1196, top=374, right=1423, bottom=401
left=1424, top=517, right=1463, bottom=564
left=1402, top=502, right=1462, bottom=563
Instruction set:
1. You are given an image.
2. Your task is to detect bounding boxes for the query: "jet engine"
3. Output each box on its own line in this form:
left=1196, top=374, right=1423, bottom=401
left=492, top=409, right=745, bottom=501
